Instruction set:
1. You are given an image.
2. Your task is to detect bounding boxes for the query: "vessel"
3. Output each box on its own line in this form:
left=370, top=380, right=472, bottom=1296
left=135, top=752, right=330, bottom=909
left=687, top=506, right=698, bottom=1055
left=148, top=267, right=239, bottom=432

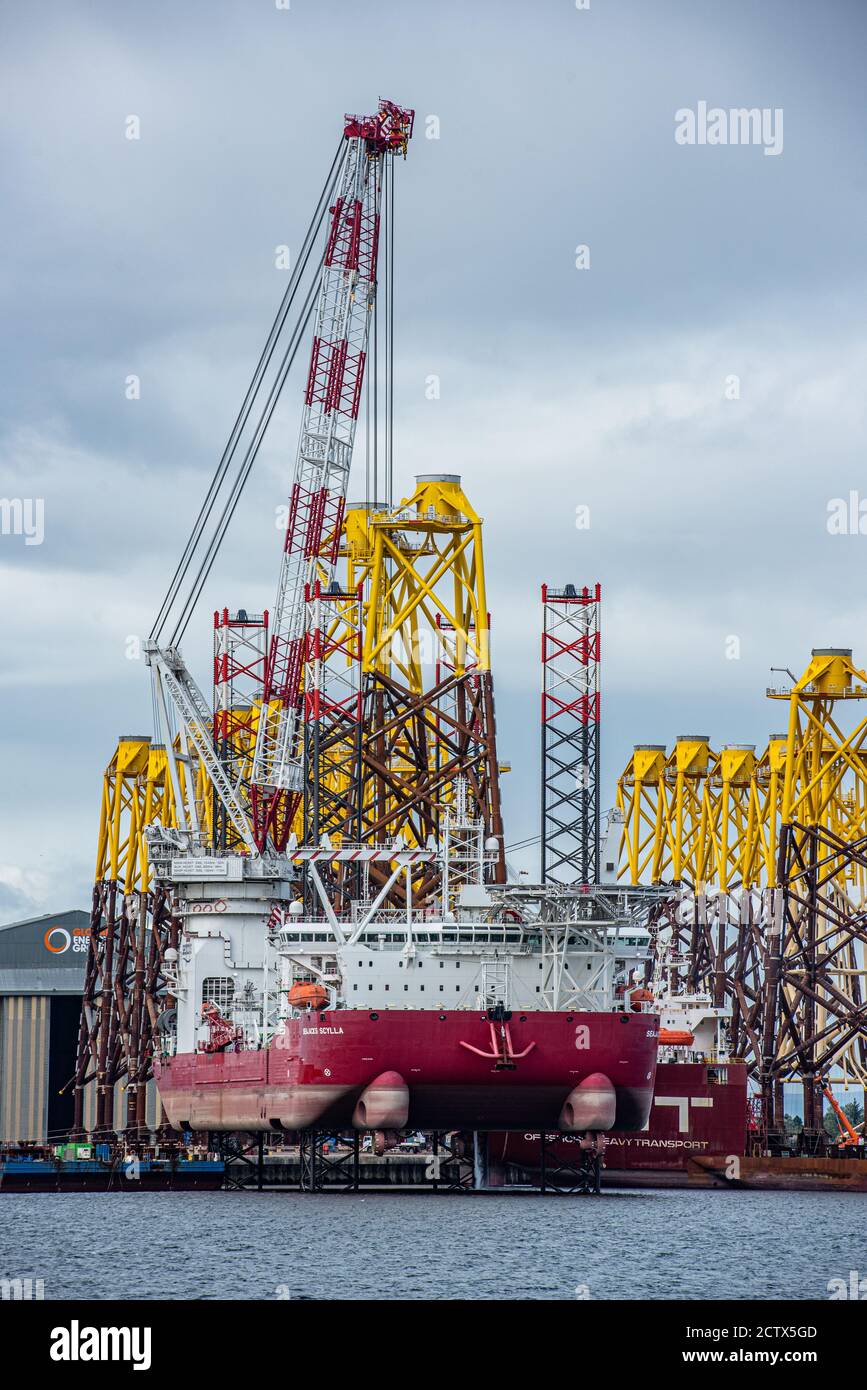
left=66, top=101, right=664, bottom=1184
left=0, top=1143, right=224, bottom=1192
left=157, top=1006, right=658, bottom=1134
left=483, top=952, right=749, bottom=1187
left=485, top=997, right=748, bottom=1187
left=686, top=1153, right=867, bottom=1191
left=151, top=839, right=661, bottom=1173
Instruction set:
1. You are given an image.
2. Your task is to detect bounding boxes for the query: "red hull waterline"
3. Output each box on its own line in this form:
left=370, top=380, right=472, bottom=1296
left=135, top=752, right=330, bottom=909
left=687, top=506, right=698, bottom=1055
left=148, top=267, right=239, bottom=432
left=156, top=1009, right=660, bottom=1134
left=485, top=1059, right=749, bottom=1184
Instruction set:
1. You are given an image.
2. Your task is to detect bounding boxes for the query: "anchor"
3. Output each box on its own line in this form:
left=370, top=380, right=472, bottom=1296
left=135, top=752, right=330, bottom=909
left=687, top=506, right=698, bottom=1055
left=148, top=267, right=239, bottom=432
left=459, top=1007, right=536, bottom=1070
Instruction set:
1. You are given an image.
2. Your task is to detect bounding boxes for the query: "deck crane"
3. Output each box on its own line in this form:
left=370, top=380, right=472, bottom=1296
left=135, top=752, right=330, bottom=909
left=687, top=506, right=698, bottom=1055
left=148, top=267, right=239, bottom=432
left=251, top=100, right=414, bottom=850
left=143, top=99, right=414, bottom=855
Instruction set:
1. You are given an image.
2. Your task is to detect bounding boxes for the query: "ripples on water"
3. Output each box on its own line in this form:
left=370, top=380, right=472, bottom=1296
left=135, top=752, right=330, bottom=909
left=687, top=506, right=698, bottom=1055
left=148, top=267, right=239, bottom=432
left=1, top=1190, right=865, bottom=1300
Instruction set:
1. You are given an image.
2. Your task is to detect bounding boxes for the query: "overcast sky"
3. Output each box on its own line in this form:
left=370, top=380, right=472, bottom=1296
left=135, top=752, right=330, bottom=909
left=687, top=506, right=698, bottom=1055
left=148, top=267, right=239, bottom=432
left=2, top=0, right=866, bottom=920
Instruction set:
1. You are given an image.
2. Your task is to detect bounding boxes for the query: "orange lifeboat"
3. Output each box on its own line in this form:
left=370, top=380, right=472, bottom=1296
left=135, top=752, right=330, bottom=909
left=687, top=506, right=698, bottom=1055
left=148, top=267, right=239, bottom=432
left=659, top=1028, right=694, bottom=1046
left=629, top=988, right=654, bottom=1011
left=287, top=983, right=328, bottom=1010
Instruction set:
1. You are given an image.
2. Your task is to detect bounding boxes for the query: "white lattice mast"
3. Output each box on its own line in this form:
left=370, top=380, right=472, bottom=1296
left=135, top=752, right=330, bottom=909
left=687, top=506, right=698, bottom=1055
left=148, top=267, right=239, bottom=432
left=213, top=607, right=269, bottom=850
left=541, top=583, right=601, bottom=885
left=250, top=100, right=414, bottom=851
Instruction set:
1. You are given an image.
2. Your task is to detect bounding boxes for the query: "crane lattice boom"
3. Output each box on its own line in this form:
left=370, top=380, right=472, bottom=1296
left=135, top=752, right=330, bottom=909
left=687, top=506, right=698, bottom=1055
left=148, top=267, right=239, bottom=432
left=250, top=99, right=414, bottom=851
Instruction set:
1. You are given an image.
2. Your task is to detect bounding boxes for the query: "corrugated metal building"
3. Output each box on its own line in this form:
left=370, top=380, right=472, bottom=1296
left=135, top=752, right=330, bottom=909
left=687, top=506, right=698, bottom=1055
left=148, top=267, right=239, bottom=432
left=0, top=910, right=88, bottom=1141
left=0, top=909, right=164, bottom=1140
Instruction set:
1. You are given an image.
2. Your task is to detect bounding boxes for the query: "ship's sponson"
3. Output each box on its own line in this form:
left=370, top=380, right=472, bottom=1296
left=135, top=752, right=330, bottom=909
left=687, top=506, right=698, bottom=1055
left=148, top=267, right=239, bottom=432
left=155, top=1009, right=659, bottom=1134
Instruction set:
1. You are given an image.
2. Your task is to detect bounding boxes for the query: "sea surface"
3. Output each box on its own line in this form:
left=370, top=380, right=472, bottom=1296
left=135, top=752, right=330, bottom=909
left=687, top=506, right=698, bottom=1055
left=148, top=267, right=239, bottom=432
left=1, top=1189, right=864, bottom=1300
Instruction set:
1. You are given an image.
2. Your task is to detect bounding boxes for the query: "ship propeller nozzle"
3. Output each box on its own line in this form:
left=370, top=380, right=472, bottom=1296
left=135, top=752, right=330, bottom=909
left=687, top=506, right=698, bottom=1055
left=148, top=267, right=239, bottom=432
left=559, top=1072, right=616, bottom=1133
left=352, top=1071, right=410, bottom=1131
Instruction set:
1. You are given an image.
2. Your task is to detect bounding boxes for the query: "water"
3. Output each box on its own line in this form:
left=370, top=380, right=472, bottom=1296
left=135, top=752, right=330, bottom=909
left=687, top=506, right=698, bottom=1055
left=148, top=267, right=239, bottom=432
left=2, top=1189, right=865, bottom=1300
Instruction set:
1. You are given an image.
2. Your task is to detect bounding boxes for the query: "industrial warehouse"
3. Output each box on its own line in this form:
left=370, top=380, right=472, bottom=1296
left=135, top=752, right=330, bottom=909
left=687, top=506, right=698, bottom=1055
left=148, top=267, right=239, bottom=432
left=0, top=910, right=162, bottom=1141
left=0, top=911, right=86, bottom=1141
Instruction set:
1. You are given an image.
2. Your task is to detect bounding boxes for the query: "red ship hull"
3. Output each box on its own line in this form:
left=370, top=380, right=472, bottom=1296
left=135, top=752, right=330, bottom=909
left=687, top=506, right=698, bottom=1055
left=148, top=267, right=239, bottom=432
left=155, top=1009, right=660, bottom=1134
left=484, top=1059, right=749, bottom=1182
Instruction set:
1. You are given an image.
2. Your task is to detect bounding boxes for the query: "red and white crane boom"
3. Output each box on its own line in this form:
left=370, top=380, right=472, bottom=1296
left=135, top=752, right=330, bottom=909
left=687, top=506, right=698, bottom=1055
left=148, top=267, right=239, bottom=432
left=250, top=99, right=414, bottom=850
left=145, top=99, right=413, bottom=856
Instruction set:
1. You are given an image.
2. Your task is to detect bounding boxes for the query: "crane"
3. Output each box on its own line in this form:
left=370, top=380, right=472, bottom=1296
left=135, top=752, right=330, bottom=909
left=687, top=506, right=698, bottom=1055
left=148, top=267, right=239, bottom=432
left=820, top=1076, right=864, bottom=1148
left=144, top=99, right=414, bottom=855
left=250, top=100, right=414, bottom=850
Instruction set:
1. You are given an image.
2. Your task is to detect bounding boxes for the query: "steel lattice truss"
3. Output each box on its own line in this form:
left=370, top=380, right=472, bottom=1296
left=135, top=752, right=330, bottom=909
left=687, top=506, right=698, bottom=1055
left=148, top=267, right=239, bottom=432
left=213, top=608, right=268, bottom=852
left=251, top=102, right=414, bottom=850
left=635, top=827, right=867, bottom=1140
left=304, top=657, right=506, bottom=907
left=618, top=648, right=867, bottom=1135
left=302, top=580, right=366, bottom=908
left=73, top=884, right=176, bottom=1138
left=760, top=821, right=867, bottom=1133
left=639, top=888, right=765, bottom=1064
left=541, top=584, right=601, bottom=885
left=301, top=477, right=505, bottom=908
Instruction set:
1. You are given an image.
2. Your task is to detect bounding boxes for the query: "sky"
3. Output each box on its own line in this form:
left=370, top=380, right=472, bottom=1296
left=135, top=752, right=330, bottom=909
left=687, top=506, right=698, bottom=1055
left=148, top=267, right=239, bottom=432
left=2, top=0, right=867, bottom=920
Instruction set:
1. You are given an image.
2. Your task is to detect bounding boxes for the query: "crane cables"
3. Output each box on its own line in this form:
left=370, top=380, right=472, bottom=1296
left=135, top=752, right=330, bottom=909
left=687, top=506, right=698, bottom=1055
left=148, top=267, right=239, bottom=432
left=386, top=148, right=396, bottom=507
left=150, top=135, right=349, bottom=648
left=363, top=149, right=396, bottom=512
left=167, top=262, right=324, bottom=648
